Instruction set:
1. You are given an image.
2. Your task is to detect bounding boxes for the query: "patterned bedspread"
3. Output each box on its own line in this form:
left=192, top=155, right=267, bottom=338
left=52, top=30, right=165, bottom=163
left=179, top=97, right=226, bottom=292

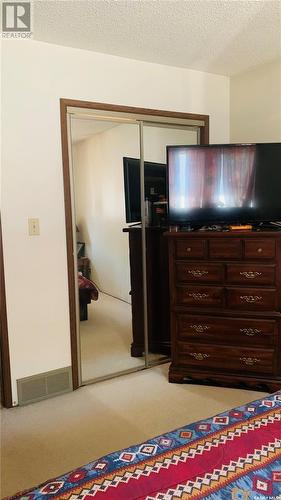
left=7, top=392, right=281, bottom=499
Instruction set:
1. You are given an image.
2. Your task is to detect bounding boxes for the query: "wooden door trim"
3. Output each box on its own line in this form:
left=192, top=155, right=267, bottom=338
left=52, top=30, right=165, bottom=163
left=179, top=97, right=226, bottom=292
left=60, top=98, right=209, bottom=390
left=0, top=217, right=13, bottom=408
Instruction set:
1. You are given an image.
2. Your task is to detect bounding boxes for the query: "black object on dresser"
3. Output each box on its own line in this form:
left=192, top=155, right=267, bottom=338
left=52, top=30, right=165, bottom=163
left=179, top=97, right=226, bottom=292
left=124, top=226, right=170, bottom=357
left=166, top=231, right=281, bottom=392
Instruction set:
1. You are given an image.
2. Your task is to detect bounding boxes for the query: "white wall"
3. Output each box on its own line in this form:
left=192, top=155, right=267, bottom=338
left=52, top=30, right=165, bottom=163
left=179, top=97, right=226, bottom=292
left=230, top=59, right=281, bottom=143
left=1, top=39, right=229, bottom=404
left=73, top=124, right=197, bottom=302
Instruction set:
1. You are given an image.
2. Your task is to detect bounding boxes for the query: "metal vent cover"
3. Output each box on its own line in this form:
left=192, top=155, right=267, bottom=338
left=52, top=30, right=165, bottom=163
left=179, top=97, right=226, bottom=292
left=17, top=367, right=72, bottom=405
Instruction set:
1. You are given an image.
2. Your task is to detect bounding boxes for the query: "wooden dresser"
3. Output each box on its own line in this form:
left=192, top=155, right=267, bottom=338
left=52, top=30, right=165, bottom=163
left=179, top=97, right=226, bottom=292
left=166, top=231, right=281, bottom=392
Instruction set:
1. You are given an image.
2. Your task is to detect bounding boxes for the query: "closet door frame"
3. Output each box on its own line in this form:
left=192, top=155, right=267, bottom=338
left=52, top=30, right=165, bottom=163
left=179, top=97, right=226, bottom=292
left=0, top=217, right=13, bottom=408
left=60, top=98, right=209, bottom=390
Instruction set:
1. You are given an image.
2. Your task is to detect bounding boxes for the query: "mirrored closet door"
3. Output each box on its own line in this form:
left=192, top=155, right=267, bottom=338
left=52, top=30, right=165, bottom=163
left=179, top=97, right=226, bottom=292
left=70, top=117, right=146, bottom=383
left=142, top=123, right=199, bottom=366
left=65, top=104, right=205, bottom=386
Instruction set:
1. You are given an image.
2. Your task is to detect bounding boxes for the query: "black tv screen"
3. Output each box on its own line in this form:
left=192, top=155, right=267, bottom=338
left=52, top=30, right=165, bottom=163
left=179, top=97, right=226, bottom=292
left=123, top=157, right=166, bottom=223
left=167, top=143, right=281, bottom=224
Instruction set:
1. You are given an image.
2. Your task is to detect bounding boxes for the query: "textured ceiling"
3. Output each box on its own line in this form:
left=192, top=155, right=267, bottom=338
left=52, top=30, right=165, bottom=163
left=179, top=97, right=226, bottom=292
left=33, top=0, right=281, bottom=76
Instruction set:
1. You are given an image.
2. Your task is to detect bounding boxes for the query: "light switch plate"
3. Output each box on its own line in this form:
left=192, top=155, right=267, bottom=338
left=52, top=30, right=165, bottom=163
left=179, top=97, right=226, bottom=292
left=28, top=218, right=40, bottom=235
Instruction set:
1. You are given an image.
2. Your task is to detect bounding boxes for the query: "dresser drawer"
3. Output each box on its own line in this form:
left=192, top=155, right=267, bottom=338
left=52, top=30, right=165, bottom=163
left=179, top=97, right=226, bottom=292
left=244, top=239, right=276, bottom=259
left=209, top=239, right=242, bottom=259
left=175, top=239, right=206, bottom=259
left=175, top=262, right=224, bottom=283
left=176, top=342, right=275, bottom=375
left=226, top=287, right=277, bottom=310
left=227, top=264, right=276, bottom=285
left=175, top=314, right=276, bottom=347
left=176, top=286, right=223, bottom=307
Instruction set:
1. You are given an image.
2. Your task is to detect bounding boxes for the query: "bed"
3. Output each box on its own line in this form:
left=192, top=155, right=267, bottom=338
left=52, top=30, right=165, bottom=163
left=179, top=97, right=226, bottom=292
left=7, top=391, right=281, bottom=499
left=78, top=273, right=99, bottom=321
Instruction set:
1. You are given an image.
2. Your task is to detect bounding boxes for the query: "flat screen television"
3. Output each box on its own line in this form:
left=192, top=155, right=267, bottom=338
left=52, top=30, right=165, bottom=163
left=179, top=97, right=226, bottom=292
left=167, top=143, right=281, bottom=225
left=123, top=157, right=166, bottom=223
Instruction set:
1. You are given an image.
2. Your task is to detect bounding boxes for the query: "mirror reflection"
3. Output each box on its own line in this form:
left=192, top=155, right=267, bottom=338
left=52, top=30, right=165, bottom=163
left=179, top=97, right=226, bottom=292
left=71, top=119, right=145, bottom=382
left=142, top=124, right=198, bottom=365
left=70, top=117, right=200, bottom=383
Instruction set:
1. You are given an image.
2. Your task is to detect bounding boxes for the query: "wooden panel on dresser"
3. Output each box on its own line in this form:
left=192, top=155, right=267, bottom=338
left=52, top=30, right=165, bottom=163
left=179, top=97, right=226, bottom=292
left=175, top=314, right=276, bottom=347
left=175, top=239, right=206, bottom=259
left=244, top=239, right=276, bottom=259
left=226, top=264, right=276, bottom=285
left=176, top=342, right=276, bottom=375
left=166, top=230, right=281, bottom=392
left=226, top=287, right=277, bottom=311
left=175, top=262, right=224, bottom=283
left=176, top=285, right=224, bottom=307
left=209, top=238, right=242, bottom=259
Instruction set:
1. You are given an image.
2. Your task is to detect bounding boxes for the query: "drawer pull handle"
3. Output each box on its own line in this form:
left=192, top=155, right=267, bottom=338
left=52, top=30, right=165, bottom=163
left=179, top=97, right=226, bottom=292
left=190, top=324, right=210, bottom=333
left=188, top=270, right=209, bottom=278
left=239, top=357, right=261, bottom=366
left=257, top=248, right=263, bottom=253
left=190, top=352, right=210, bottom=361
left=239, top=271, right=262, bottom=279
left=240, top=295, right=262, bottom=303
left=186, top=247, right=192, bottom=253
left=240, top=328, right=262, bottom=336
left=188, top=292, right=209, bottom=300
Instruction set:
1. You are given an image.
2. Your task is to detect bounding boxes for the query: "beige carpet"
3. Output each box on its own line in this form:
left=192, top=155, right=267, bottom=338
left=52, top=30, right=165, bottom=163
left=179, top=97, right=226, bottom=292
left=80, top=292, right=165, bottom=381
left=1, top=363, right=267, bottom=498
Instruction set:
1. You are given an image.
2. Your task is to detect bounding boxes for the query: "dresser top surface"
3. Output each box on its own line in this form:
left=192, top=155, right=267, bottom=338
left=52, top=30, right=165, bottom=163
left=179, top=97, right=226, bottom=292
left=164, top=230, right=281, bottom=239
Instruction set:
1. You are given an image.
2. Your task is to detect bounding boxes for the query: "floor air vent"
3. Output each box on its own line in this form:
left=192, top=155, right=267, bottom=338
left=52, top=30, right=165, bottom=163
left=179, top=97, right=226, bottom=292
left=17, top=367, right=72, bottom=405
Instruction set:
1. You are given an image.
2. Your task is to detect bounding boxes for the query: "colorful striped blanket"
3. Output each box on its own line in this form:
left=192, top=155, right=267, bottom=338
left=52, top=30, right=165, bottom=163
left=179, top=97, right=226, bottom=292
left=8, top=392, right=281, bottom=499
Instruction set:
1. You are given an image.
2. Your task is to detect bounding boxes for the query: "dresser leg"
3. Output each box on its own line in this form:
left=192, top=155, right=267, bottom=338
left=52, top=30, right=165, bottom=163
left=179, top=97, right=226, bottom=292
left=169, top=367, right=186, bottom=383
